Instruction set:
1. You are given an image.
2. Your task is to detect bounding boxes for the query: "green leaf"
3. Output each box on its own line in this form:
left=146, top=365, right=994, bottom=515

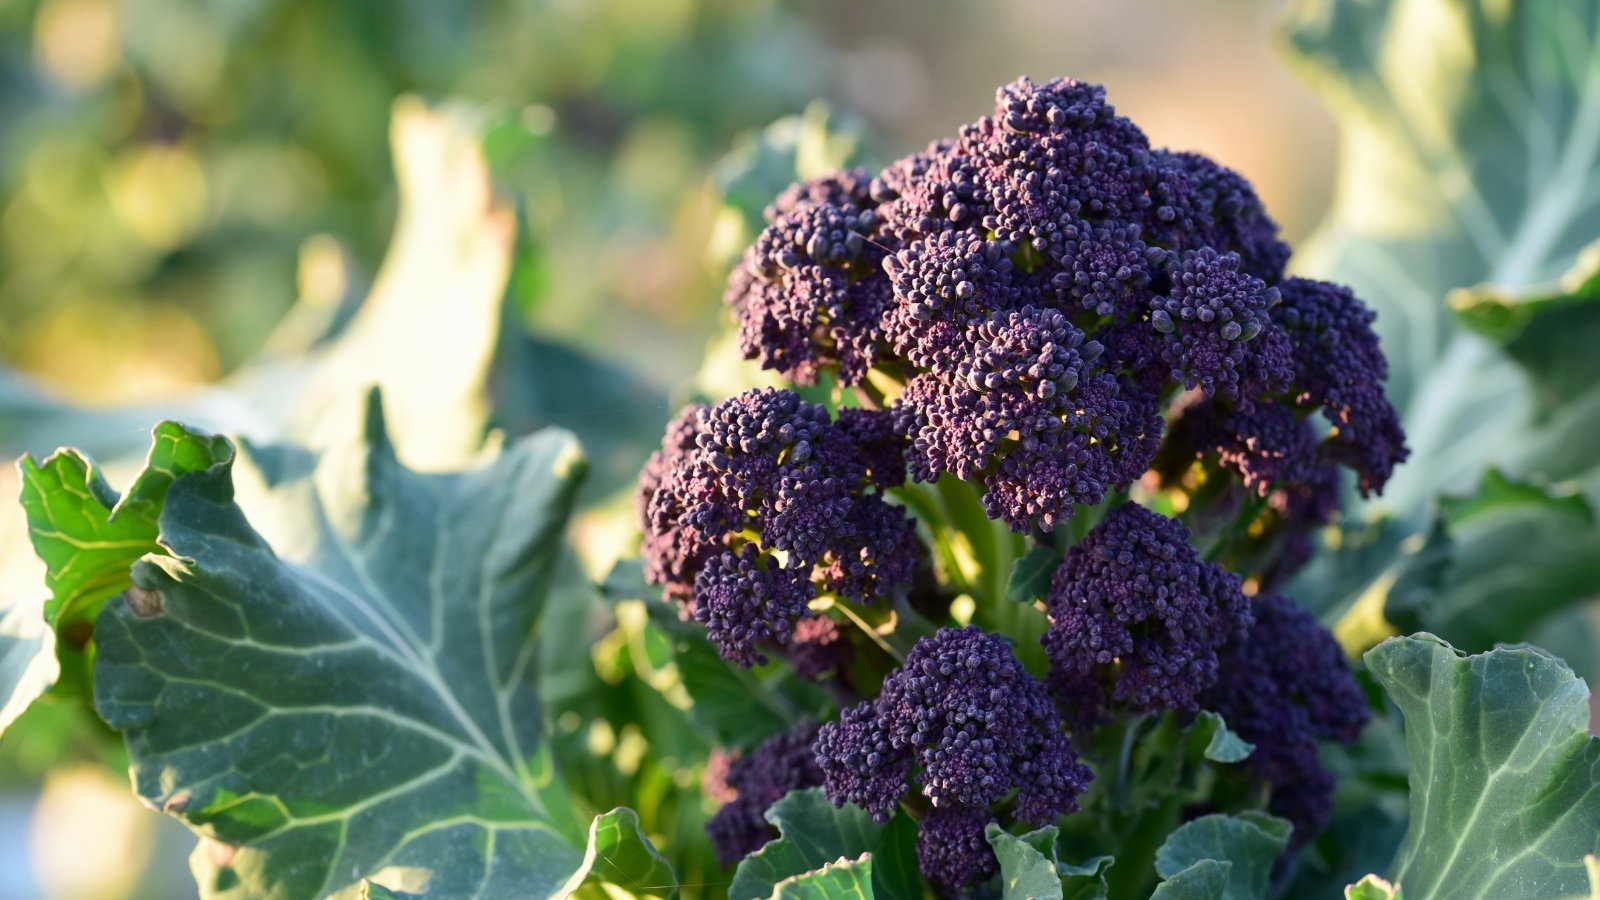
left=1060, top=856, right=1115, bottom=900
left=1282, top=0, right=1600, bottom=652
left=769, top=855, right=874, bottom=900
left=21, top=422, right=232, bottom=629
left=1364, top=634, right=1600, bottom=899
left=1197, top=711, right=1255, bottom=764
left=728, top=789, right=885, bottom=900
left=559, top=807, right=678, bottom=899
left=1154, top=812, right=1292, bottom=900
left=0, top=98, right=529, bottom=742
left=1151, top=860, right=1231, bottom=900
left=91, top=391, right=593, bottom=898
left=1006, top=544, right=1062, bottom=604
left=1386, top=470, right=1600, bottom=651
left=0, top=421, right=232, bottom=737
left=988, top=824, right=1067, bottom=900
left=1346, top=875, right=1401, bottom=900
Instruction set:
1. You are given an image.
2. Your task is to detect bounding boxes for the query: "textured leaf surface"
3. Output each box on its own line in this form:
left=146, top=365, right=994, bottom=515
left=1386, top=470, right=1600, bottom=649
left=1282, top=0, right=1600, bottom=643
left=0, top=99, right=526, bottom=744
left=1365, top=635, right=1600, bottom=899
left=769, top=855, right=874, bottom=900
left=93, top=393, right=592, bottom=898
left=1154, top=812, right=1291, bottom=900
left=728, top=789, right=884, bottom=900
left=1150, top=860, right=1230, bottom=900
left=560, top=807, right=678, bottom=899
left=1006, top=544, right=1062, bottom=604
left=988, top=824, right=1067, bottom=900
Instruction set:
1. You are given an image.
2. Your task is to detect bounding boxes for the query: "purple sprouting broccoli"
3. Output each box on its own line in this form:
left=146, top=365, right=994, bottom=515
left=1043, top=504, right=1252, bottom=727
left=1147, top=150, right=1292, bottom=282
left=917, top=806, right=1000, bottom=893
left=1200, top=593, right=1369, bottom=840
left=726, top=174, right=893, bottom=386
left=1147, top=248, right=1288, bottom=402
left=717, top=75, right=1406, bottom=539
left=1275, top=277, right=1410, bottom=495
left=637, top=388, right=921, bottom=665
left=786, top=614, right=852, bottom=683
left=815, top=627, right=1092, bottom=890
left=705, top=722, right=825, bottom=867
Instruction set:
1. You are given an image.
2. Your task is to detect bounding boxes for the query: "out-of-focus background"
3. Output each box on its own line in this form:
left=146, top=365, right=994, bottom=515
left=0, top=1, right=1334, bottom=896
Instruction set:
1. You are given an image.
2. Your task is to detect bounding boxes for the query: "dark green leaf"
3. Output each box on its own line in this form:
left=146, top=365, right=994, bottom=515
left=769, top=855, right=874, bottom=900
left=1059, top=856, right=1114, bottom=900
left=1150, top=860, right=1231, bottom=900
left=728, top=789, right=885, bottom=900
left=1154, top=812, right=1291, bottom=900
left=1007, top=544, right=1062, bottom=604
left=92, top=392, right=593, bottom=898
left=1364, top=634, right=1600, bottom=899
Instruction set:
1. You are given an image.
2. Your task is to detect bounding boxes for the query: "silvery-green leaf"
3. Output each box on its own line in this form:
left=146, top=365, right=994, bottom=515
left=1150, top=860, right=1231, bottom=900
left=768, top=855, right=874, bottom=900
left=92, top=391, right=592, bottom=898
left=1153, top=812, right=1291, bottom=900
left=1365, top=634, right=1600, bottom=898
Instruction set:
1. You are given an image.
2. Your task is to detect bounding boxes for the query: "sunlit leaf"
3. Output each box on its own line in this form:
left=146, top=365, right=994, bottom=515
left=92, top=392, right=594, bottom=898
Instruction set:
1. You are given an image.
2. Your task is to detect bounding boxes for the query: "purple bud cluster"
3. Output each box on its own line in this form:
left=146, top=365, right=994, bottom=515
left=705, top=722, right=825, bottom=866
left=1200, top=593, right=1369, bottom=839
left=722, top=75, right=1406, bottom=535
left=815, top=626, right=1092, bottom=890
left=1043, top=504, right=1252, bottom=727
left=637, top=388, right=921, bottom=665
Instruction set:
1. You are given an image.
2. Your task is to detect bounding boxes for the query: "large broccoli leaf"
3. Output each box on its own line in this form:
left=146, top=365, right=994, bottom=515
left=727, top=789, right=918, bottom=900
left=1282, top=0, right=1600, bottom=650
left=86, top=392, right=610, bottom=898
left=1152, top=813, right=1292, bottom=900
left=1360, top=634, right=1600, bottom=899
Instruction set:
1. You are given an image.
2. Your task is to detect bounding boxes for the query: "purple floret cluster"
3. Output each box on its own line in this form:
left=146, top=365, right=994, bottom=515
left=704, top=722, right=825, bottom=866
left=724, top=75, right=1406, bottom=536
left=637, top=388, right=921, bottom=665
left=814, top=627, right=1092, bottom=891
left=647, top=74, right=1409, bottom=889
left=1043, top=504, right=1253, bottom=727
left=1200, top=593, right=1370, bottom=840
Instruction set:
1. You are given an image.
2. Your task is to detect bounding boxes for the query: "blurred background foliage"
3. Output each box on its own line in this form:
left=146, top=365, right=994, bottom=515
left=0, top=0, right=1349, bottom=897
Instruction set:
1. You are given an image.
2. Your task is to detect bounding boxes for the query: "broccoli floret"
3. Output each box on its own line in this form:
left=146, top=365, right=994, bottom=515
left=1201, top=592, right=1369, bottom=840
left=705, top=722, right=825, bottom=867
left=1043, top=504, right=1252, bottom=726
left=637, top=388, right=922, bottom=664
left=1276, top=277, right=1410, bottom=494
left=916, top=805, right=1000, bottom=893
left=815, top=626, right=1092, bottom=889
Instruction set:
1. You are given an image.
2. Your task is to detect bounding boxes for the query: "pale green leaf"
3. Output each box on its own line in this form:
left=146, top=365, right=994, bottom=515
left=1198, top=711, right=1255, bottom=764
left=1346, top=875, right=1401, bottom=900
left=559, top=807, right=678, bottom=899
left=1365, top=634, right=1600, bottom=899
left=988, top=824, right=1066, bottom=900
left=769, top=854, right=874, bottom=900
left=92, top=391, right=592, bottom=898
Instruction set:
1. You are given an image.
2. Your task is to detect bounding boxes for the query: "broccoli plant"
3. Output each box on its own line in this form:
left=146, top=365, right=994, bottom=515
left=5, top=1, right=1600, bottom=898
left=634, top=73, right=1404, bottom=896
